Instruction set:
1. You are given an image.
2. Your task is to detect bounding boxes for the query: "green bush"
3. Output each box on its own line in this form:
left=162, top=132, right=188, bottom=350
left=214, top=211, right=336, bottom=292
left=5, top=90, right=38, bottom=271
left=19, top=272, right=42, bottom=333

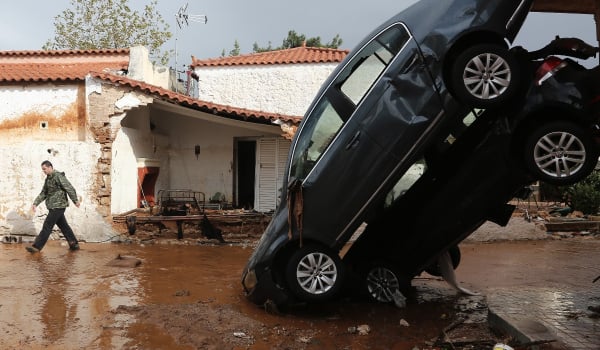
left=564, top=170, right=600, bottom=215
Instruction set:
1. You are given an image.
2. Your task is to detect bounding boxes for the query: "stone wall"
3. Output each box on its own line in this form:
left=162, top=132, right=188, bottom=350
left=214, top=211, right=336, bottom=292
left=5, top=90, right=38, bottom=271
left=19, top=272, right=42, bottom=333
left=86, top=78, right=153, bottom=217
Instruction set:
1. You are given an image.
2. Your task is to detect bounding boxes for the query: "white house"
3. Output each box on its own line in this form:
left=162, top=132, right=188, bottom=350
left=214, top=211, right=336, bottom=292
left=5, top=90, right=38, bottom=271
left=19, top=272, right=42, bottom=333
left=191, top=43, right=349, bottom=117
left=0, top=46, right=303, bottom=242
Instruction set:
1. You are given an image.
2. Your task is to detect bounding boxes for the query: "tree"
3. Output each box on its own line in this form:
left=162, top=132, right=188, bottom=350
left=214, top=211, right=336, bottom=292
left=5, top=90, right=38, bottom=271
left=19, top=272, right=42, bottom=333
left=225, top=30, right=343, bottom=56
left=252, top=41, right=274, bottom=54
left=228, top=40, right=241, bottom=57
left=43, top=0, right=172, bottom=65
left=280, top=30, right=344, bottom=49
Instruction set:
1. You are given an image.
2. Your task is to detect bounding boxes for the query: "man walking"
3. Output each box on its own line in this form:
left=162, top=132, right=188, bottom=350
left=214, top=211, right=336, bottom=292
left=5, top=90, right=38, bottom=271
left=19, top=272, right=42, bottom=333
left=27, top=160, right=81, bottom=253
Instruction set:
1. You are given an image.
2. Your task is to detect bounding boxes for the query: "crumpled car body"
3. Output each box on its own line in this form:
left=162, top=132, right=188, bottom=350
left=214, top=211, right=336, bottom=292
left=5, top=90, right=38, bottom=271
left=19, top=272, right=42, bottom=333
left=242, top=0, right=534, bottom=306
left=343, top=38, right=600, bottom=304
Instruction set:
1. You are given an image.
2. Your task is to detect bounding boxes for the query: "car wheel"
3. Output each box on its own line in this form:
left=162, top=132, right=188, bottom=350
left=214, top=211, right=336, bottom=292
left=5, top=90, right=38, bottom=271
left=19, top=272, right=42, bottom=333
left=365, top=263, right=405, bottom=303
left=285, top=244, right=345, bottom=302
left=450, top=44, right=519, bottom=108
left=524, top=121, right=598, bottom=186
left=424, top=245, right=461, bottom=277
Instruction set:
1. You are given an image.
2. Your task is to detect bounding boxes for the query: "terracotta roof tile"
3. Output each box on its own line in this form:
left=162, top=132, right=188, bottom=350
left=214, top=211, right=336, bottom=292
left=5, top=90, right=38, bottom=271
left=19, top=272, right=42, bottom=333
left=191, top=45, right=348, bottom=67
left=0, top=48, right=129, bottom=57
left=92, top=72, right=302, bottom=126
left=0, top=48, right=302, bottom=128
left=0, top=49, right=129, bottom=82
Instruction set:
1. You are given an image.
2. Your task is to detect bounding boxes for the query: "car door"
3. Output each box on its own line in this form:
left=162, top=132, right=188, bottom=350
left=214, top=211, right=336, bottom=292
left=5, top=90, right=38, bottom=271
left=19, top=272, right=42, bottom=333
left=288, top=23, right=443, bottom=247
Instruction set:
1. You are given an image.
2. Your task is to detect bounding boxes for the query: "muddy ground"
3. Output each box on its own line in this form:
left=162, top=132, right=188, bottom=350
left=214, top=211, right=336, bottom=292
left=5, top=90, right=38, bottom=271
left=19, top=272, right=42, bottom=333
left=0, top=213, right=589, bottom=350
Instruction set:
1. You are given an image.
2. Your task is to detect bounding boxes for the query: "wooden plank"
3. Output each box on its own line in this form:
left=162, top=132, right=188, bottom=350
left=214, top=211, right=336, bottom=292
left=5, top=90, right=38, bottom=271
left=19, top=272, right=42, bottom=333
left=544, top=221, right=600, bottom=231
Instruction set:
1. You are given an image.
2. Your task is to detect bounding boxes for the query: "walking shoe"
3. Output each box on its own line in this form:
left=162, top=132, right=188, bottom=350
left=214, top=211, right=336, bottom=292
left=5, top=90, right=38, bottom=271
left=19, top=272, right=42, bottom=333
left=69, top=243, right=80, bottom=251
left=26, top=245, right=40, bottom=253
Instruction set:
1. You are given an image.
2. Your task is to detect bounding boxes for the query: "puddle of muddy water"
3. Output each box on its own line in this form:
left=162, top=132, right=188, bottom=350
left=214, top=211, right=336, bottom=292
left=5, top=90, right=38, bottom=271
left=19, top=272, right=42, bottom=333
left=0, top=240, right=476, bottom=350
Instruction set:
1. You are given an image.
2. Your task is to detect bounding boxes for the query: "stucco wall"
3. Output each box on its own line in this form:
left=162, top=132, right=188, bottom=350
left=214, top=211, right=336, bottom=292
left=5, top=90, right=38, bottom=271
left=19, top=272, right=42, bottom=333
left=195, top=63, right=337, bottom=116
left=111, top=123, right=169, bottom=215
left=110, top=106, right=283, bottom=214
left=0, top=84, right=115, bottom=242
left=0, top=84, right=85, bottom=142
left=151, top=113, right=282, bottom=207
left=128, top=46, right=170, bottom=89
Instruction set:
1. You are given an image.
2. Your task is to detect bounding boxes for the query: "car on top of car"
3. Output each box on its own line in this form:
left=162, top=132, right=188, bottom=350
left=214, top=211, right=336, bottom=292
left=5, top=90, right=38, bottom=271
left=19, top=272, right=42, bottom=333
left=242, top=0, right=537, bottom=306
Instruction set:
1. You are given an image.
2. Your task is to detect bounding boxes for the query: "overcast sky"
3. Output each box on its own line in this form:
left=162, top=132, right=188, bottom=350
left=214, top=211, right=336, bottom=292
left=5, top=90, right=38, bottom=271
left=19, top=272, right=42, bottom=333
left=0, top=1, right=598, bottom=69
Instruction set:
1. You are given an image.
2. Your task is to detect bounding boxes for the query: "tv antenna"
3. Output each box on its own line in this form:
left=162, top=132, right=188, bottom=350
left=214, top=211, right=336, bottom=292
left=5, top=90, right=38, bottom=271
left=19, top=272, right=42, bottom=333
left=174, top=3, right=207, bottom=92
left=176, top=3, right=207, bottom=29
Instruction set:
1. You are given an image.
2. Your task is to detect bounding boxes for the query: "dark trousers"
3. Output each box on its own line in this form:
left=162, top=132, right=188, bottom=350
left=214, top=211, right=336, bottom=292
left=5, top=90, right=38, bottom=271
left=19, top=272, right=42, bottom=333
left=33, top=208, right=78, bottom=250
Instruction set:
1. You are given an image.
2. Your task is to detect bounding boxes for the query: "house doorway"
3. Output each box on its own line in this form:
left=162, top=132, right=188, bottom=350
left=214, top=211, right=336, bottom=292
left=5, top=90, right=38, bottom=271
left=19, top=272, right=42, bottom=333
left=235, top=140, right=256, bottom=209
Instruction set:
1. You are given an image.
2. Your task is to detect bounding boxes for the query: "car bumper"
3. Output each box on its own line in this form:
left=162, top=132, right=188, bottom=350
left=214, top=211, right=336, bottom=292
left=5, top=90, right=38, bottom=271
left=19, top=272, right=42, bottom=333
left=242, top=266, right=291, bottom=306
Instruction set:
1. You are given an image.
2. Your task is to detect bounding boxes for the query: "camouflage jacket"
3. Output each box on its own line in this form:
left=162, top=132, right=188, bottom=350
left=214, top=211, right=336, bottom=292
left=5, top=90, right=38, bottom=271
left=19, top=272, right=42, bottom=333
left=33, top=170, right=78, bottom=209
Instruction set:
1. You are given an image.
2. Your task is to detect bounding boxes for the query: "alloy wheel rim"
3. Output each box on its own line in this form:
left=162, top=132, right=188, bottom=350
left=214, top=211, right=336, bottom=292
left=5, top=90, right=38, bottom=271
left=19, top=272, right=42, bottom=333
left=296, top=252, right=337, bottom=295
left=463, top=52, right=511, bottom=100
left=366, top=267, right=400, bottom=303
left=534, top=131, right=586, bottom=178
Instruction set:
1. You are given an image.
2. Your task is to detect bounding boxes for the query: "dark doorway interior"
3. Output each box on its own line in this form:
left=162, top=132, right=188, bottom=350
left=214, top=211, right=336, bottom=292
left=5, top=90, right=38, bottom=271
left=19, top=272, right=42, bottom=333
left=237, top=140, right=256, bottom=209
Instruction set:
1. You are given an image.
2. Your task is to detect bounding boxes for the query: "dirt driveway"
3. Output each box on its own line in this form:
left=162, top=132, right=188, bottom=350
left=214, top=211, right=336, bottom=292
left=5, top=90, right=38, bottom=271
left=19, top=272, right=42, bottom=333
left=0, top=218, right=597, bottom=350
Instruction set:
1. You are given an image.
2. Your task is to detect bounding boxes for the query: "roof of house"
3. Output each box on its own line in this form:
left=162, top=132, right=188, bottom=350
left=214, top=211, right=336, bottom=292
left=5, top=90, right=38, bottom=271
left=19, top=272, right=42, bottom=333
left=191, top=44, right=349, bottom=67
left=92, top=72, right=302, bottom=126
left=0, top=49, right=129, bottom=82
left=0, top=48, right=302, bottom=128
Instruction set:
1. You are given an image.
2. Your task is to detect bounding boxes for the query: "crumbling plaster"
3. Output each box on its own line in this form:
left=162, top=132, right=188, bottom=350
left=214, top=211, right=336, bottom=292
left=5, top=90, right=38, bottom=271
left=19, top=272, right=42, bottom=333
left=86, top=77, right=153, bottom=217
left=0, top=83, right=115, bottom=242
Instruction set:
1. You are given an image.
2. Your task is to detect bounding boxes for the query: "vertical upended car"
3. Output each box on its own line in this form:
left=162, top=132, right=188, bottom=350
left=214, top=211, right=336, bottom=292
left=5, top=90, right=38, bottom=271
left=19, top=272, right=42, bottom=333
left=242, top=0, right=534, bottom=306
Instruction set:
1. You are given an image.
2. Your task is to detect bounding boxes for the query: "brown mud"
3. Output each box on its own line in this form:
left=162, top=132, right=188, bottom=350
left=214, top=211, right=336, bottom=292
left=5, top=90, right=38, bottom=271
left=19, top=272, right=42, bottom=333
left=1, top=217, right=593, bottom=349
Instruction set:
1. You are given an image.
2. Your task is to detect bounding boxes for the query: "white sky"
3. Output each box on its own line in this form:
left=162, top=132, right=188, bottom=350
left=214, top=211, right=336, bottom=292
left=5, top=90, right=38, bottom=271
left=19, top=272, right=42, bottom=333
left=0, top=1, right=598, bottom=69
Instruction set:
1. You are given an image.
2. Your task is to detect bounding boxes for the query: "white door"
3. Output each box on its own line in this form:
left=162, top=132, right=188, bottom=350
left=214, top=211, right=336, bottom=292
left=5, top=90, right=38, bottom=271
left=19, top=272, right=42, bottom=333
left=255, top=138, right=291, bottom=212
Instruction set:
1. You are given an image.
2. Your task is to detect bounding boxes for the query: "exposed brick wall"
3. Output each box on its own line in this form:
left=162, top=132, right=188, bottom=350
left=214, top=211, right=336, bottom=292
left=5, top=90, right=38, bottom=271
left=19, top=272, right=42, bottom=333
left=87, top=83, right=152, bottom=217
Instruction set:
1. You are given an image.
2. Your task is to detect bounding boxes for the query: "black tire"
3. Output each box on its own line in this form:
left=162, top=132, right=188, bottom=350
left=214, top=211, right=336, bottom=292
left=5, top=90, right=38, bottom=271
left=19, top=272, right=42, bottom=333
left=424, top=245, right=461, bottom=277
left=364, top=262, right=409, bottom=304
left=524, top=121, right=598, bottom=186
left=285, top=244, right=345, bottom=302
left=450, top=44, right=520, bottom=108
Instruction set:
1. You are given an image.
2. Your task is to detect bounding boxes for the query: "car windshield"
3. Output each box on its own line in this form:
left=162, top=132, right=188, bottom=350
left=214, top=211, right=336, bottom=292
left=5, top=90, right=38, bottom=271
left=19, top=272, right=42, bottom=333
left=289, top=24, right=411, bottom=181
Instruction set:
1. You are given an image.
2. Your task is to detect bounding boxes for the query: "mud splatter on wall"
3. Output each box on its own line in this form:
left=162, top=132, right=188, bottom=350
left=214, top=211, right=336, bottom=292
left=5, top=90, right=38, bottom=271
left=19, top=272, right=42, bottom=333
left=0, top=102, right=83, bottom=141
left=0, top=84, right=85, bottom=143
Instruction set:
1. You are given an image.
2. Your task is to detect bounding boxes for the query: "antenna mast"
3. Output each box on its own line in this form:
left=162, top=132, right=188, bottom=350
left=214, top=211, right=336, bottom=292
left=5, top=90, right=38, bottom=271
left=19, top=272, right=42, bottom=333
left=174, top=3, right=207, bottom=93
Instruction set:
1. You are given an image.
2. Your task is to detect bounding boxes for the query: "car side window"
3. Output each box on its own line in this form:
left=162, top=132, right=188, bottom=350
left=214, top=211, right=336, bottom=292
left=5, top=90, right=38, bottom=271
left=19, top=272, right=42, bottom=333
left=338, top=25, right=411, bottom=106
left=290, top=98, right=343, bottom=180
left=384, top=158, right=427, bottom=207
left=289, top=24, right=412, bottom=181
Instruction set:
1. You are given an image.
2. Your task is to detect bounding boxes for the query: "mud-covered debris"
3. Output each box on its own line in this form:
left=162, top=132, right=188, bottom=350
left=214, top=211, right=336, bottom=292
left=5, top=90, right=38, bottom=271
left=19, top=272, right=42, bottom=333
left=106, top=254, right=141, bottom=267
left=392, top=290, right=407, bottom=308
left=357, top=324, right=370, bottom=335
left=347, top=324, right=371, bottom=335
left=400, top=319, right=410, bottom=327
left=297, top=336, right=312, bottom=343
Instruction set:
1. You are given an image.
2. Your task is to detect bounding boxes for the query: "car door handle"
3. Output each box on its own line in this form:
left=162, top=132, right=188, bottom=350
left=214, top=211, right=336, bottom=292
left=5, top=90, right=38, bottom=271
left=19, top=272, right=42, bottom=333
left=400, top=51, right=420, bottom=75
left=346, top=130, right=361, bottom=150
